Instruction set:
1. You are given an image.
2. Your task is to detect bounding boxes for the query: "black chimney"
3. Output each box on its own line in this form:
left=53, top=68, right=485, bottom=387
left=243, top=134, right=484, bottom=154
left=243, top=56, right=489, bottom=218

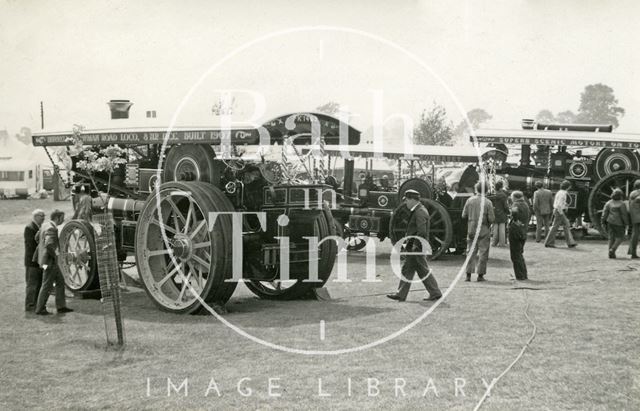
left=107, top=100, right=133, bottom=119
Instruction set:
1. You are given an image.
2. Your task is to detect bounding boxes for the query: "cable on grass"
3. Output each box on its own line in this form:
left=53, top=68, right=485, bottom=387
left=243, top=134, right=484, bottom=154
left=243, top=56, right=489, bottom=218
left=473, top=289, right=537, bottom=411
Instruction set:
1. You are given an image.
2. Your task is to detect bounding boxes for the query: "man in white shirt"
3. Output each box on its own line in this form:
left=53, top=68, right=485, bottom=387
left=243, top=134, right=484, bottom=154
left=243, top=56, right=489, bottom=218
left=544, top=180, right=577, bottom=248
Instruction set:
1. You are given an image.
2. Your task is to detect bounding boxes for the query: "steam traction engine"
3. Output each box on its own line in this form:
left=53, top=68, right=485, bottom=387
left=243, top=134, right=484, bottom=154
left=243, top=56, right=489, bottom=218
left=472, top=119, right=640, bottom=237
left=33, top=113, right=360, bottom=314
left=318, top=145, right=491, bottom=259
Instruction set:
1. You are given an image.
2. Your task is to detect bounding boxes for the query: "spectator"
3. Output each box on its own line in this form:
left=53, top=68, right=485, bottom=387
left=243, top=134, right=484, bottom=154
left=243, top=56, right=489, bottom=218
left=462, top=182, right=495, bottom=282
left=544, top=180, right=577, bottom=248
left=24, top=209, right=45, bottom=312
left=532, top=181, right=553, bottom=242
left=35, top=209, right=74, bottom=315
left=386, top=189, right=442, bottom=302
left=602, top=188, right=630, bottom=259
left=628, top=179, right=640, bottom=259
left=379, top=174, right=391, bottom=191
left=491, top=180, right=509, bottom=247
left=509, top=191, right=530, bottom=280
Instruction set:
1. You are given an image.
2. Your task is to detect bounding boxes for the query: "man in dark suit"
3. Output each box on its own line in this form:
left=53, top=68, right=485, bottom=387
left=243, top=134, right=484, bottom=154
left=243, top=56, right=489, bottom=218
left=387, top=189, right=442, bottom=302
left=35, top=209, right=73, bottom=315
left=24, top=209, right=45, bottom=311
left=532, top=181, right=553, bottom=242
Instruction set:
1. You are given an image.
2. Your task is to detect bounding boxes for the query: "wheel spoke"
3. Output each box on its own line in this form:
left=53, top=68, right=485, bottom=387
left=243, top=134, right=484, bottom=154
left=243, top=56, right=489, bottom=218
left=148, top=249, right=172, bottom=257
left=183, top=201, right=194, bottom=234
left=165, top=198, right=186, bottom=228
left=187, top=261, right=204, bottom=291
left=150, top=218, right=177, bottom=235
left=192, top=254, right=210, bottom=272
left=189, top=220, right=207, bottom=239
left=157, top=262, right=180, bottom=286
left=177, top=271, right=193, bottom=302
left=192, top=241, right=211, bottom=249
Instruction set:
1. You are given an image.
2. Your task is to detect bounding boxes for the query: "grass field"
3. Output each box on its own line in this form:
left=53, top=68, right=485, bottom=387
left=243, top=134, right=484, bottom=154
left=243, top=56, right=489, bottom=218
left=0, top=198, right=639, bottom=410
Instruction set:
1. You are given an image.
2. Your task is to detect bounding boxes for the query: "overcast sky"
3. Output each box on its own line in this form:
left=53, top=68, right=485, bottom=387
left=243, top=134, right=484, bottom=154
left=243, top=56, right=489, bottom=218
left=1, top=0, right=639, bottom=139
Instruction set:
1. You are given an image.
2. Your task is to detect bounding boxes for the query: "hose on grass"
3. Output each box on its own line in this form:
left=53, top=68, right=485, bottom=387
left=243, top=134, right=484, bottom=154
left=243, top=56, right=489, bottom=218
left=473, top=289, right=537, bottom=411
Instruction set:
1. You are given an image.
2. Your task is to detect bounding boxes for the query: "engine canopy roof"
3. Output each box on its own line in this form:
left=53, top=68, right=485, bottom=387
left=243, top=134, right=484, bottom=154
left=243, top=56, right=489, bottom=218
left=32, top=112, right=360, bottom=147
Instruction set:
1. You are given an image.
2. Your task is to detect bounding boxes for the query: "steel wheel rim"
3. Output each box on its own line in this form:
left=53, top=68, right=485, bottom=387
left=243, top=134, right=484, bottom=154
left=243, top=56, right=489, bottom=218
left=62, top=227, right=91, bottom=290
left=139, top=189, right=213, bottom=310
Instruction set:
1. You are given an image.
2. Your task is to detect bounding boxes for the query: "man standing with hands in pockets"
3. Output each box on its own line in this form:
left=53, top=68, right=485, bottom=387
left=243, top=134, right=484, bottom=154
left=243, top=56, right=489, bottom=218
left=387, top=189, right=442, bottom=302
left=533, top=181, right=553, bottom=243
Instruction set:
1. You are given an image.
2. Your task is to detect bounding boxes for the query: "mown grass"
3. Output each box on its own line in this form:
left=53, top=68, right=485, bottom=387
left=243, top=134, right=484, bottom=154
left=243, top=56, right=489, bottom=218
left=0, top=199, right=638, bottom=410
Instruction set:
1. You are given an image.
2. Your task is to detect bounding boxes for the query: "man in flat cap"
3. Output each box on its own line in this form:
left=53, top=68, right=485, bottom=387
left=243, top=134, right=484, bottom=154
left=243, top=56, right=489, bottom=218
left=387, top=189, right=442, bottom=302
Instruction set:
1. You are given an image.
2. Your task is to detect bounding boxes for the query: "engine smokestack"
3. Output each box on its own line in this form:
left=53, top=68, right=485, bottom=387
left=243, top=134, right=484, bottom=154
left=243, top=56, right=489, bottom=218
left=107, top=100, right=133, bottom=119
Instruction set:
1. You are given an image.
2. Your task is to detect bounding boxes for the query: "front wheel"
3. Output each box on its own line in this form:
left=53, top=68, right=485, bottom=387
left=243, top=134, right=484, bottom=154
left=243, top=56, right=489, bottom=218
left=59, top=220, right=99, bottom=292
left=245, top=206, right=338, bottom=300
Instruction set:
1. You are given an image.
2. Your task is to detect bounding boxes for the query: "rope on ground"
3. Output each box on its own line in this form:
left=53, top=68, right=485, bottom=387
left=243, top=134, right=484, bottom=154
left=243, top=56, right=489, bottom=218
left=473, top=289, right=537, bottom=411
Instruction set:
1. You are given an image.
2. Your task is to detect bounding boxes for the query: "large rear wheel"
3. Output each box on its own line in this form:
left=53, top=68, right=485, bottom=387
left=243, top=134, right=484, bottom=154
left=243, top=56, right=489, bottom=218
left=135, top=181, right=236, bottom=314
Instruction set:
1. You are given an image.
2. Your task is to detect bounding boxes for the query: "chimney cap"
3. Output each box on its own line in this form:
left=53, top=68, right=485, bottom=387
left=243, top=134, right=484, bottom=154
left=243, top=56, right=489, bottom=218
left=107, top=100, right=133, bottom=119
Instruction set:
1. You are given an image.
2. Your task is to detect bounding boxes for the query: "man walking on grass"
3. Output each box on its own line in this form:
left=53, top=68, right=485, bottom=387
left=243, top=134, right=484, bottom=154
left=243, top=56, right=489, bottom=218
left=387, top=189, right=442, bottom=302
left=544, top=180, right=577, bottom=249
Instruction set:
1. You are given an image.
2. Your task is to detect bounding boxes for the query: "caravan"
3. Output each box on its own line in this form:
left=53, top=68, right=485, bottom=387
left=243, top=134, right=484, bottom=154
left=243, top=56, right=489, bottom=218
left=0, top=158, right=43, bottom=198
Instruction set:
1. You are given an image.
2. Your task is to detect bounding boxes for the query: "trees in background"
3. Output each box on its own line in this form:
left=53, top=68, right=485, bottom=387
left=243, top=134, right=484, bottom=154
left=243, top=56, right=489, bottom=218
left=535, top=83, right=624, bottom=128
left=414, top=102, right=455, bottom=146
left=316, top=101, right=341, bottom=116
left=576, top=83, right=625, bottom=128
left=453, top=108, right=493, bottom=140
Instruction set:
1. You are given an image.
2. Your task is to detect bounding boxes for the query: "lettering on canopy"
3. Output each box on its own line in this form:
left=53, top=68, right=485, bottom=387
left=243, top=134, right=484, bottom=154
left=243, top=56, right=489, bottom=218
left=33, top=129, right=259, bottom=147
left=472, top=135, right=640, bottom=149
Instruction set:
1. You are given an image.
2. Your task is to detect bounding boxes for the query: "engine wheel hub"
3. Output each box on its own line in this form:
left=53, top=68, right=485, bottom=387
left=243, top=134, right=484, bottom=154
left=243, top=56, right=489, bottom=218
left=169, top=234, right=193, bottom=260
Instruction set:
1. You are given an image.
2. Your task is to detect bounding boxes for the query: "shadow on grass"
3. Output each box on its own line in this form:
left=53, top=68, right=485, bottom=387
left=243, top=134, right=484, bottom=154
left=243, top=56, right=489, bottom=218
left=65, top=287, right=395, bottom=328
left=224, top=297, right=395, bottom=328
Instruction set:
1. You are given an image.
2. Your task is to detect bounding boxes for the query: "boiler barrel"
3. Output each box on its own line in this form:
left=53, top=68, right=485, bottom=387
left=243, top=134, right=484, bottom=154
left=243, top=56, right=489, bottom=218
left=92, top=196, right=145, bottom=221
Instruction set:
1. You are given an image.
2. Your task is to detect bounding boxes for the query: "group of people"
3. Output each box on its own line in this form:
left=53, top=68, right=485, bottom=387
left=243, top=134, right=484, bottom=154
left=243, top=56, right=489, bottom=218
left=601, top=180, right=640, bottom=259
left=386, top=184, right=531, bottom=303
left=24, top=209, right=73, bottom=315
left=23, top=179, right=640, bottom=309
left=460, top=181, right=532, bottom=282
left=387, top=177, right=640, bottom=303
